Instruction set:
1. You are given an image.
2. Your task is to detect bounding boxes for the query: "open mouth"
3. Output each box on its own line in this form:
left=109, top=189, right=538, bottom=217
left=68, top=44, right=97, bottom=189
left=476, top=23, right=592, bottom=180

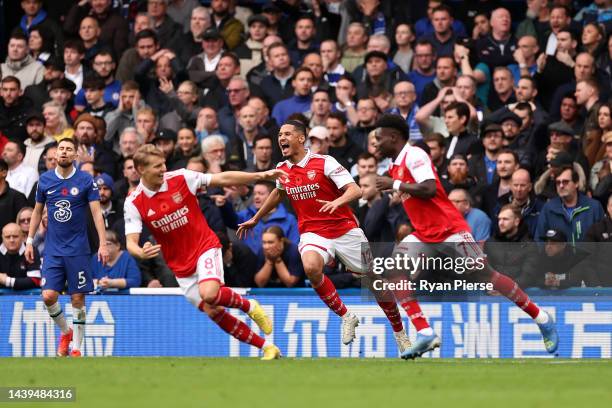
left=280, top=142, right=290, bottom=154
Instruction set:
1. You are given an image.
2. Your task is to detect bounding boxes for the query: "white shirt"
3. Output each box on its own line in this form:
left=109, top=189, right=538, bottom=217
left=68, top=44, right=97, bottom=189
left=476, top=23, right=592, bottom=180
left=23, top=136, right=54, bottom=170
left=7, top=162, right=39, bottom=197
left=65, top=64, right=84, bottom=94
left=204, top=53, right=222, bottom=72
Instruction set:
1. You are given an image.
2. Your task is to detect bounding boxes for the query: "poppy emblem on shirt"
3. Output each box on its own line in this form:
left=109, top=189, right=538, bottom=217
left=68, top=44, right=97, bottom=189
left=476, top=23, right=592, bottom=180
left=61, top=188, right=69, bottom=196
left=295, top=176, right=303, bottom=185
left=172, top=192, right=183, bottom=204
left=70, top=187, right=79, bottom=196
left=160, top=203, right=169, bottom=212
left=307, top=170, right=316, bottom=180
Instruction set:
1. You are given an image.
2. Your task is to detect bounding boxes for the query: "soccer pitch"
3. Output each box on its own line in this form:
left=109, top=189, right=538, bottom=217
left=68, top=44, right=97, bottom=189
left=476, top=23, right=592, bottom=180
left=1, top=358, right=611, bottom=408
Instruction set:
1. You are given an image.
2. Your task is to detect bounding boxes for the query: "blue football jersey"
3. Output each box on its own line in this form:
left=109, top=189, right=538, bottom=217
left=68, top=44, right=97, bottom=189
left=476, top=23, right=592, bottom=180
left=36, top=167, right=100, bottom=256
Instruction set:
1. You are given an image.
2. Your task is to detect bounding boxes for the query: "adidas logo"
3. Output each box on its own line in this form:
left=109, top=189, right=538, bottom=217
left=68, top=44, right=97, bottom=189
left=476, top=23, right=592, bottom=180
left=147, top=209, right=156, bottom=216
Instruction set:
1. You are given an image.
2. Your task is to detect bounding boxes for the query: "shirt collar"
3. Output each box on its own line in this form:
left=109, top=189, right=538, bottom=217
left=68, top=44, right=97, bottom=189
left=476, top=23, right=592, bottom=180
left=54, top=166, right=77, bottom=180
left=286, top=149, right=312, bottom=168
left=0, top=243, right=25, bottom=256
left=140, top=180, right=168, bottom=198
left=393, top=143, right=411, bottom=166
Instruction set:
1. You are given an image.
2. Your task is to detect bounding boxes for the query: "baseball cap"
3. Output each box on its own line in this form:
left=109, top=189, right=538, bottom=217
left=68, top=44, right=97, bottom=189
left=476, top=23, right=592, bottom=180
left=482, top=123, right=503, bottom=136
left=498, top=110, right=522, bottom=127
left=549, top=151, right=573, bottom=167
left=48, top=78, right=77, bottom=93
left=541, top=228, right=567, bottom=242
left=202, top=28, right=222, bottom=41
left=95, top=173, right=114, bottom=191
left=364, top=50, right=388, bottom=64
left=548, top=121, right=574, bottom=136
left=153, top=129, right=177, bottom=143
left=248, top=14, right=270, bottom=27
left=25, top=110, right=45, bottom=125
left=308, top=126, right=329, bottom=140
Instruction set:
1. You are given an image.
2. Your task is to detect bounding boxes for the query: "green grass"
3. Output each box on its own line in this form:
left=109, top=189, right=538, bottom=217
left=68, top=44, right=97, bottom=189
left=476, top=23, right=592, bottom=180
left=1, top=358, right=611, bottom=408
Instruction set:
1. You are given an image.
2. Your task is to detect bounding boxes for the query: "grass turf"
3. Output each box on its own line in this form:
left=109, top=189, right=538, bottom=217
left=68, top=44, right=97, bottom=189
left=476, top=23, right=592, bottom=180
left=1, top=358, right=610, bottom=408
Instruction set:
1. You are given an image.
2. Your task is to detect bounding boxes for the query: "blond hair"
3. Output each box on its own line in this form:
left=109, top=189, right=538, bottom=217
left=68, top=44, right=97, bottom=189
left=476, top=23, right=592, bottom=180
left=133, top=144, right=164, bottom=170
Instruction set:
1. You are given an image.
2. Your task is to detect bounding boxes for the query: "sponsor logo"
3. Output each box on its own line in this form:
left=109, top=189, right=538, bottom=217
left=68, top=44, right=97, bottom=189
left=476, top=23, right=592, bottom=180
left=307, top=170, right=317, bottom=180
left=286, top=183, right=320, bottom=201
left=47, top=190, right=57, bottom=195
left=147, top=209, right=156, bottom=217
left=331, top=166, right=347, bottom=175
left=53, top=200, right=72, bottom=222
left=151, top=206, right=189, bottom=233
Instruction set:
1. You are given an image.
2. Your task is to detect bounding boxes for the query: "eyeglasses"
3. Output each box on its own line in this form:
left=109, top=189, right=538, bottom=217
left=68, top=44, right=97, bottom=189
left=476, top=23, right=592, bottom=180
left=555, top=179, right=572, bottom=186
left=226, top=88, right=246, bottom=94
left=18, top=218, right=31, bottom=224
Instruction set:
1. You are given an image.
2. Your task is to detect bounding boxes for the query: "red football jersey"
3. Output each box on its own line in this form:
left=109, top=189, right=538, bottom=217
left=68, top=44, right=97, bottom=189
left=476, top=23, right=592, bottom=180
left=124, top=169, right=221, bottom=278
left=276, top=150, right=358, bottom=239
left=389, top=142, right=470, bottom=242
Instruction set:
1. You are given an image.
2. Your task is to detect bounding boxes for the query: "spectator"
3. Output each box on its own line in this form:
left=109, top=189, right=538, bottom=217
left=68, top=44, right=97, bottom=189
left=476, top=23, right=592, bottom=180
left=63, top=39, right=85, bottom=94
left=0, top=222, right=41, bottom=291
left=272, top=67, right=314, bottom=126
left=23, top=111, right=54, bottom=169
left=81, top=76, right=114, bottom=118
left=209, top=0, right=244, bottom=51
left=351, top=151, right=378, bottom=180
left=585, top=194, right=612, bottom=286
left=187, top=28, right=225, bottom=89
left=63, top=0, right=128, bottom=58
left=23, top=57, right=66, bottom=110
left=534, top=150, right=588, bottom=201
left=216, top=230, right=257, bottom=288
left=0, top=158, right=28, bottom=231
left=152, top=129, right=178, bottom=169
left=387, top=81, right=422, bottom=141
left=178, top=7, right=212, bottom=66
left=302, top=53, right=327, bottom=92
left=420, top=55, right=457, bottom=108
left=195, top=106, right=227, bottom=144
left=135, top=48, right=184, bottom=117
left=235, top=105, right=264, bottom=168
left=471, top=12, right=491, bottom=40
left=0, top=76, right=33, bottom=142
left=72, top=113, right=118, bottom=178
left=589, top=131, right=612, bottom=204
left=247, top=134, right=274, bottom=172
left=1, top=30, right=44, bottom=89
left=77, top=16, right=104, bottom=64
left=167, top=0, right=200, bottom=33
left=440, top=154, right=479, bottom=196
left=508, top=35, right=539, bottom=84
left=357, top=173, right=394, bottom=242
left=172, top=128, right=200, bottom=170
left=116, top=29, right=160, bottom=83
left=19, top=0, right=63, bottom=49
left=118, top=128, right=144, bottom=161
left=47, top=78, right=78, bottom=124
left=91, top=229, right=141, bottom=290
left=321, top=39, right=346, bottom=88
left=307, top=126, right=330, bottom=155
left=541, top=5, right=572, bottom=53
left=75, top=50, right=122, bottom=111
left=536, top=121, right=590, bottom=178
left=234, top=14, right=267, bottom=78
left=484, top=204, right=538, bottom=288
left=443, top=101, right=478, bottom=159
left=288, top=14, right=319, bottom=67
left=488, top=67, right=516, bottom=111
left=537, top=228, right=593, bottom=289
left=481, top=149, right=520, bottom=219
left=255, top=225, right=304, bottom=288
left=536, top=166, right=605, bottom=243
left=259, top=43, right=295, bottom=108
left=104, top=81, right=144, bottom=154
left=420, top=4, right=459, bottom=58
left=468, top=123, right=503, bottom=186
left=559, top=94, right=581, bottom=135
left=393, top=23, right=415, bottom=74
left=16, top=207, right=33, bottom=239
left=574, top=78, right=601, bottom=135
left=201, top=135, right=227, bottom=174
left=415, top=0, right=467, bottom=39
left=135, top=107, right=158, bottom=143
left=159, top=80, right=200, bottom=133
left=348, top=97, right=380, bottom=150
left=28, top=25, right=57, bottom=64
left=408, top=39, right=437, bottom=102
left=245, top=34, right=282, bottom=88
left=221, top=180, right=299, bottom=254
left=449, top=188, right=491, bottom=242
left=476, top=8, right=517, bottom=70
left=3, top=140, right=38, bottom=198
left=114, top=157, right=140, bottom=200
left=218, top=74, right=250, bottom=140
left=340, top=22, right=368, bottom=74
left=496, top=168, right=544, bottom=238
left=308, top=89, right=332, bottom=128
left=94, top=173, right=119, bottom=229
left=327, top=112, right=363, bottom=170
left=147, top=0, right=181, bottom=50
left=424, top=133, right=448, bottom=176
left=333, top=75, right=359, bottom=126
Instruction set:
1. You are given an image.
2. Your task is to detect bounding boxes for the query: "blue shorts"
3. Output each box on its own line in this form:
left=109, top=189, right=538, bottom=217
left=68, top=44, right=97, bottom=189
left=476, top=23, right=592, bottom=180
left=41, top=255, right=94, bottom=294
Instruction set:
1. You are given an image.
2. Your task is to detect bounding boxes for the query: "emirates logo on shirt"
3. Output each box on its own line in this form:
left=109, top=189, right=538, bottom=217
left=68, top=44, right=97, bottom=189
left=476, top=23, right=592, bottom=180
left=286, top=183, right=320, bottom=200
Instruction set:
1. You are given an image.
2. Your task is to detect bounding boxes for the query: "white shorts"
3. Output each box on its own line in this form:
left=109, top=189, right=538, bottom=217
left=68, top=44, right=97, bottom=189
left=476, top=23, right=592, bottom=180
left=401, top=230, right=483, bottom=258
left=298, top=228, right=369, bottom=273
left=176, top=247, right=224, bottom=308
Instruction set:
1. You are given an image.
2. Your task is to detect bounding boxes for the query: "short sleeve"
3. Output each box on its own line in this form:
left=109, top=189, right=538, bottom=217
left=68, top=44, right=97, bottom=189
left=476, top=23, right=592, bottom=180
left=124, top=199, right=143, bottom=235
left=181, top=169, right=212, bottom=195
left=35, top=180, right=46, bottom=204
left=87, top=176, right=101, bottom=202
left=275, top=163, right=286, bottom=190
left=323, top=156, right=355, bottom=189
left=404, top=146, right=436, bottom=183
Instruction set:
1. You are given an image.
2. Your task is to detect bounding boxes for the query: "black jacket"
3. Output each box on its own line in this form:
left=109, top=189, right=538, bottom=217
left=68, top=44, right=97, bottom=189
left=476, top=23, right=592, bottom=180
left=0, top=96, right=34, bottom=142
left=0, top=183, right=28, bottom=231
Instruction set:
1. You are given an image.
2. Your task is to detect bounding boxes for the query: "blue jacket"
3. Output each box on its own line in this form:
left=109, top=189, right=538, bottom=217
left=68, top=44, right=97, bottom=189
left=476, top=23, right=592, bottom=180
left=535, top=193, right=605, bottom=244
left=221, top=202, right=300, bottom=254
left=272, top=94, right=312, bottom=126
left=91, top=251, right=141, bottom=289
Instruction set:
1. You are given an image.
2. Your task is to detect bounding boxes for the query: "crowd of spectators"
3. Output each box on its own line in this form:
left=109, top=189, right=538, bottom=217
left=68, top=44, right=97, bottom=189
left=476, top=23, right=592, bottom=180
left=0, top=0, right=611, bottom=292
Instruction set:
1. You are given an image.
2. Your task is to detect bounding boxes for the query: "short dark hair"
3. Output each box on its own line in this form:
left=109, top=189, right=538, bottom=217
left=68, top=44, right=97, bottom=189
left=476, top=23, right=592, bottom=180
left=337, top=74, right=356, bottom=88
left=220, top=51, right=240, bottom=68
left=135, top=29, right=159, bottom=45
left=556, top=165, right=579, bottom=183
left=284, top=119, right=307, bottom=137
left=64, top=39, right=85, bottom=54
left=266, top=42, right=288, bottom=58
left=357, top=152, right=376, bottom=162
left=121, top=80, right=139, bottom=92
left=9, top=29, right=27, bottom=43
left=445, top=101, right=470, bottom=126
left=286, top=113, right=309, bottom=128
left=7, top=140, right=26, bottom=157
left=93, top=48, right=116, bottom=63
left=83, top=76, right=106, bottom=91
left=58, top=138, right=78, bottom=150
left=497, top=148, right=519, bottom=164
left=327, top=111, right=347, bottom=126
left=374, top=114, right=410, bottom=140
left=254, top=180, right=275, bottom=193
left=514, top=102, right=533, bottom=118
left=296, top=14, right=316, bottom=25
left=253, top=133, right=272, bottom=148
left=557, top=28, right=578, bottom=42
left=424, top=133, right=446, bottom=148
left=415, top=38, right=435, bottom=52
left=0, top=76, right=21, bottom=88
left=0, top=159, right=7, bottom=172
left=292, top=66, right=314, bottom=81
left=432, top=4, right=453, bottom=16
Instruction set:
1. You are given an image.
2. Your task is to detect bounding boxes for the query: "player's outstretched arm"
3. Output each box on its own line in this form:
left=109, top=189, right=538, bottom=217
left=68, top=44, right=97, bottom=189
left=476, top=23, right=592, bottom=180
left=317, top=182, right=362, bottom=214
left=209, top=169, right=288, bottom=187
left=24, top=202, right=44, bottom=264
left=376, top=176, right=436, bottom=199
left=89, top=200, right=110, bottom=266
left=237, top=188, right=285, bottom=239
left=126, top=233, right=162, bottom=260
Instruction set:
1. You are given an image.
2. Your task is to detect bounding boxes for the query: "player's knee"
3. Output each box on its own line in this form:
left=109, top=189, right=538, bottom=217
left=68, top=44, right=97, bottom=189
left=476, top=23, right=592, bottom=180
left=200, top=288, right=219, bottom=305
left=71, top=294, right=85, bottom=309
left=41, top=290, right=58, bottom=305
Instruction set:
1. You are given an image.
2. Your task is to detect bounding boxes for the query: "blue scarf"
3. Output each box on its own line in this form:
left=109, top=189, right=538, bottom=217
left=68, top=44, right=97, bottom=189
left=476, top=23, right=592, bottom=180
left=20, top=9, right=48, bottom=35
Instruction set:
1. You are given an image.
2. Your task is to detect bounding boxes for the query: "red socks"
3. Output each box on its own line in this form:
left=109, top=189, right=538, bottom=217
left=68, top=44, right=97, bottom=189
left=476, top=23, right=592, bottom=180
left=212, top=286, right=251, bottom=313
left=212, top=310, right=265, bottom=349
left=313, top=275, right=347, bottom=317
left=377, top=301, right=404, bottom=332
left=491, top=271, right=540, bottom=319
left=400, top=299, right=431, bottom=331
